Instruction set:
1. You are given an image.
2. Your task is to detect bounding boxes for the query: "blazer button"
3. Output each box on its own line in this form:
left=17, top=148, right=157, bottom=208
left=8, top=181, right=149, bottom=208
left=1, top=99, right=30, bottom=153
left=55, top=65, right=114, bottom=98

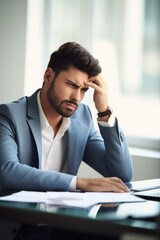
left=120, top=132, right=124, bottom=142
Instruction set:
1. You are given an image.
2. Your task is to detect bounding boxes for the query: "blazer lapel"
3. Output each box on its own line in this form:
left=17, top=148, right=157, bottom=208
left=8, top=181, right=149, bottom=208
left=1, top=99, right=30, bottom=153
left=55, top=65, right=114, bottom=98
left=26, top=90, right=42, bottom=167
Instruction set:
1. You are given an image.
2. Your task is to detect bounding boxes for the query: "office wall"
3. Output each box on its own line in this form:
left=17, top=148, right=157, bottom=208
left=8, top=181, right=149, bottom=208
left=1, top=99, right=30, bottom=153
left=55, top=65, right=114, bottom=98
left=0, top=0, right=27, bottom=103
left=0, top=1, right=159, bottom=182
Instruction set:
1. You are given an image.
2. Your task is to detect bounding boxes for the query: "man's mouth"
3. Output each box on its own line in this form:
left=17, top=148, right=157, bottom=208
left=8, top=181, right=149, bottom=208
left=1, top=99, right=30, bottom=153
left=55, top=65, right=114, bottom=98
left=65, top=102, right=78, bottom=111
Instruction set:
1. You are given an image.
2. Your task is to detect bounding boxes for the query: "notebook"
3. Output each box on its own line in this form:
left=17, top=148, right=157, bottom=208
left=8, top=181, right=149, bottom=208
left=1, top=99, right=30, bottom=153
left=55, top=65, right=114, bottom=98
left=126, top=178, right=160, bottom=192
left=132, top=188, right=160, bottom=201
left=126, top=178, right=160, bottom=201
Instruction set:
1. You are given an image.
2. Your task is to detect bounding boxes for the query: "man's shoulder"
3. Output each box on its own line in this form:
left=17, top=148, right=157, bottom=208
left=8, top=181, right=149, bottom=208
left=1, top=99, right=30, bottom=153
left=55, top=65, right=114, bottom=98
left=0, top=96, right=27, bottom=112
left=0, top=91, right=37, bottom=111
left=0, top=90, right=39, bottom=116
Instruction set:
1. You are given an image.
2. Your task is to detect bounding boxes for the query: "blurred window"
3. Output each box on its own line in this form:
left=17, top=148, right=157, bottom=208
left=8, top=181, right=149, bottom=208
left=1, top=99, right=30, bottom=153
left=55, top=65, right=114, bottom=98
left=25, top=0, right=160, bottom=151
left=92, top=0, right=160, bottom=151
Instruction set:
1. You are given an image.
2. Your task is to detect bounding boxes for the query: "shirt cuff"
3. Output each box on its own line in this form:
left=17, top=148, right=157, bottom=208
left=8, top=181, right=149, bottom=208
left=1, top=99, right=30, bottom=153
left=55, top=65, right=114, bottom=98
left=69, top=176, right=77, bottom=191
left=98, top=115, right=115, bottom=127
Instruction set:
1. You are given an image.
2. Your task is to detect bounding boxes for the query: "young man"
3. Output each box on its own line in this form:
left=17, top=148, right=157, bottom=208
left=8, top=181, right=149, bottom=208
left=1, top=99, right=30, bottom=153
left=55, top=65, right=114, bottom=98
left=0, top=42, right=132, bottom=193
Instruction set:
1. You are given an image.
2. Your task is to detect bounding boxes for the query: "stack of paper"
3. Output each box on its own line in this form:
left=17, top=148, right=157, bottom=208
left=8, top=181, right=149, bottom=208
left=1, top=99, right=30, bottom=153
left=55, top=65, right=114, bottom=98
left=0, top=191, right=145, bottom=208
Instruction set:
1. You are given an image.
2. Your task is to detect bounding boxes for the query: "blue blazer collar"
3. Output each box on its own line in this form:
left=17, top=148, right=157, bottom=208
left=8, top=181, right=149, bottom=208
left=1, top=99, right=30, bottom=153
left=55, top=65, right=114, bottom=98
left=26, top=89, right=42, bottom=166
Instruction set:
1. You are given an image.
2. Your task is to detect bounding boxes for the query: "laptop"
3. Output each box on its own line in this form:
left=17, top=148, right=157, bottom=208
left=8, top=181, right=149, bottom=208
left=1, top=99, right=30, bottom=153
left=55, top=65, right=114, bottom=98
left=126, top=178, right=160, bottom=201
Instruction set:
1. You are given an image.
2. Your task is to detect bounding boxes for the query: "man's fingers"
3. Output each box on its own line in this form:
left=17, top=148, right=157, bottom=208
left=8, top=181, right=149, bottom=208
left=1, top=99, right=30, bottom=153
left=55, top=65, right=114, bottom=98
left=77, top=177, right=130, bottom=192
left=109, top=177, right=130, bottom=192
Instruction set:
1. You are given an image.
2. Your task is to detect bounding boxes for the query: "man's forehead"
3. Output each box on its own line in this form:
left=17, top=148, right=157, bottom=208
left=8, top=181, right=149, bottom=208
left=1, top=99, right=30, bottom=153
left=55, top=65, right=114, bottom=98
left=61, top=69, right=89, bottom=85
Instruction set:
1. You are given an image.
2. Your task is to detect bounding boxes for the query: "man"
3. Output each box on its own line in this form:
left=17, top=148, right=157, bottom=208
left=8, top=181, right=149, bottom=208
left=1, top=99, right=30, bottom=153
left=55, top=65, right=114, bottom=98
left=0, top=42, right=132, bottom=193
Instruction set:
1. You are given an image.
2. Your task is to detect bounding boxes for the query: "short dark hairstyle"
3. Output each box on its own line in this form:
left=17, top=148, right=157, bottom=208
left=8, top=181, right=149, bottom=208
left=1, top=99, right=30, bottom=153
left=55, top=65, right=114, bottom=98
left=47, top=42, right=102, bottom=77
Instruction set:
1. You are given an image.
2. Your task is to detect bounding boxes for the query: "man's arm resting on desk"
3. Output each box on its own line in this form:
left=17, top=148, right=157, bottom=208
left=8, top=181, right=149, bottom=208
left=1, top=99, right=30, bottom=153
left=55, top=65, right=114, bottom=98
left=76, top=177, right=130, bottom=192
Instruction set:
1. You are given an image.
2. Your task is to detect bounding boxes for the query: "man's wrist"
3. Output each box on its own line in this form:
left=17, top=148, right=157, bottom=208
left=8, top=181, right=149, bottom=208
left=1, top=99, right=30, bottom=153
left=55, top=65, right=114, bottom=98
left=98, top=115, right=111, bottom=122
left=69, top=176, right=77, bottom=191
left=97, top=106, right=113, bottom=123
left=98, top=115, right=115, bottom=127
left=97, top=106, right=113, bottom=118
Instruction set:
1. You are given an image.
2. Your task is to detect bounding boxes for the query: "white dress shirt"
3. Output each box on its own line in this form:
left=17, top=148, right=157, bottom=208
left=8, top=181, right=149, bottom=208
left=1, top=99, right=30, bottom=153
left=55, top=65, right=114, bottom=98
left=37, top=92, right=76, bottom=190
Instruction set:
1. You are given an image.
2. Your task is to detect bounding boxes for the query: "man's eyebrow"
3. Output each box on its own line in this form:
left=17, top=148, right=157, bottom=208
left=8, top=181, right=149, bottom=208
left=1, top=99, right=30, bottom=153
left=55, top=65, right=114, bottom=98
left=66, top=79, right=89, bottom=92
left=66, top=79, right=80, bottom=87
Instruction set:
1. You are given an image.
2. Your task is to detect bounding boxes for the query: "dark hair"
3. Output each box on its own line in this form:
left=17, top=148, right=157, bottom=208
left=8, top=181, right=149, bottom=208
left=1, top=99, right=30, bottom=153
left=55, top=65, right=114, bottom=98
left=47, top=42, right=102, bottom=77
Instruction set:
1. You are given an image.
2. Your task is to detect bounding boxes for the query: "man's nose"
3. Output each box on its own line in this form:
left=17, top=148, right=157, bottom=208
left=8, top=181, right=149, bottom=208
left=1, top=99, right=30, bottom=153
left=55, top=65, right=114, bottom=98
left=71, top=89, right=82, bottom=103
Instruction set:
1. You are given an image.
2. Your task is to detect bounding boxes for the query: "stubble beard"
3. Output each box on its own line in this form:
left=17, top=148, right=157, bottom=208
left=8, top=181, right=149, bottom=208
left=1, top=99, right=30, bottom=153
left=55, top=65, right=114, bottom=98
left=47, top=82, right=78, bottom=118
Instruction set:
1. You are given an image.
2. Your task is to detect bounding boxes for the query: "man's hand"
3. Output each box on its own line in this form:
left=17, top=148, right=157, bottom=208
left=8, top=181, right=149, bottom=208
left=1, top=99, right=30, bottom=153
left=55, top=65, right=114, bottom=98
left=76, top=177, right=130, bottom=193
left=87, top=74, right=108, bottom=113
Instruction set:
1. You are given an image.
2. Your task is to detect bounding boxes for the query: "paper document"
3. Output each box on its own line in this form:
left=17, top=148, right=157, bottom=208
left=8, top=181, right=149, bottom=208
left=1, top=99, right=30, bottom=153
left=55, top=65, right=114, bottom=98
left=0, top=191, right=145, bottom=208
left=0, top=191, right=51, bottom=203
left=47, top=191, right=145, bottom=208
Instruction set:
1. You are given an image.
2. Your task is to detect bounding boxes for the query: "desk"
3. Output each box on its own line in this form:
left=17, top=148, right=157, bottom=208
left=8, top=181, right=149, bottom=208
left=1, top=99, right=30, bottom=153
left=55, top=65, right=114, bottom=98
left=0, top=198, right=160, bottom=239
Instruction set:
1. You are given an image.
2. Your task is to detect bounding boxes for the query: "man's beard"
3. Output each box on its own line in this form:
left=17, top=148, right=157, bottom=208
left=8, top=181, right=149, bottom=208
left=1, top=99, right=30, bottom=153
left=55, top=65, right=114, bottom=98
left=47, top=82, right=78, bottom=118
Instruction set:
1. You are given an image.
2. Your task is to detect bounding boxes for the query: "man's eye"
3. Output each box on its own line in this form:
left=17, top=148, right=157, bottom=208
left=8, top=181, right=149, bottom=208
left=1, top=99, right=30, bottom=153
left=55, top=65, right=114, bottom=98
left=67, top=82, right=75, bottom=88
left=81, top=88, right=89, bottom=93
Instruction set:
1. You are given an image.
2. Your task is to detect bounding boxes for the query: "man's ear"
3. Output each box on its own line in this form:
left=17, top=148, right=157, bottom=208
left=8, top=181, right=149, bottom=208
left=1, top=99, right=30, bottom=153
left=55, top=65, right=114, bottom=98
left=44, top=68, right=55, bottom=83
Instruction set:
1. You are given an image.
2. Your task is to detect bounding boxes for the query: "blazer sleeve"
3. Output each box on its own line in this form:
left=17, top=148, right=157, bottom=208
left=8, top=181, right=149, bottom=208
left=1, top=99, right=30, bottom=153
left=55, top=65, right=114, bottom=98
left=82, top=109, right=133, bottom=182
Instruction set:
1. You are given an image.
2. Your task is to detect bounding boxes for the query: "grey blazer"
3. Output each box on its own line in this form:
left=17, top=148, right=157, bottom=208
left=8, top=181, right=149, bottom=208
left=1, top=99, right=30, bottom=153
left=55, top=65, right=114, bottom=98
left=0, top=90, right=133, bottom=192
